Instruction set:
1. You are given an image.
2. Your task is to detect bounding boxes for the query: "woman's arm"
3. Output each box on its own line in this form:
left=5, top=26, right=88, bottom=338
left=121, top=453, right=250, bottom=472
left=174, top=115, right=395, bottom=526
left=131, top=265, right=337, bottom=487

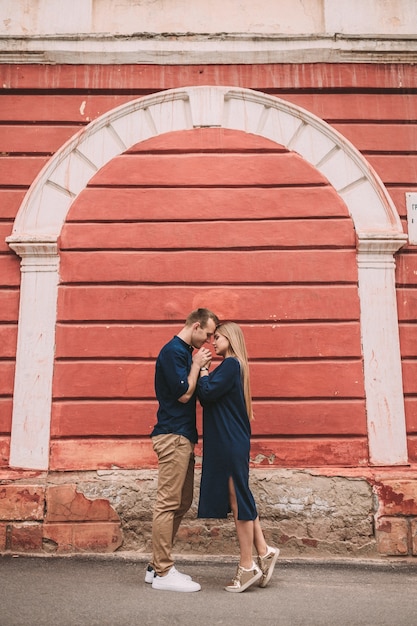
left=197, top=358, right=239, bottom=403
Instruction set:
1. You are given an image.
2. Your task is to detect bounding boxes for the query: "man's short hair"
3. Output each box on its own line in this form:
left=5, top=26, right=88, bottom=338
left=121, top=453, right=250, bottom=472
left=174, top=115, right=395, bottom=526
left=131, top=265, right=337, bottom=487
left=185, top=308, right=219, bottom=328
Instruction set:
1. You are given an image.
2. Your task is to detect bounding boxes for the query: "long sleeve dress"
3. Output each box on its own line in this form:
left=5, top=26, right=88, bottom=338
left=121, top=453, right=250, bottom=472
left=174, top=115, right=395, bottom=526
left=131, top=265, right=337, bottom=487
left=197, top=356, right=258, bottom=521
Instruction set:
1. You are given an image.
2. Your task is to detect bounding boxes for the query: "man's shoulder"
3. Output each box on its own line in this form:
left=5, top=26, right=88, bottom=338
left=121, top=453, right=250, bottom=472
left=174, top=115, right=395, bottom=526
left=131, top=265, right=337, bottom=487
left=158, top=335, right=179, bottom=354
left=157, top=335, right=189, bottom=361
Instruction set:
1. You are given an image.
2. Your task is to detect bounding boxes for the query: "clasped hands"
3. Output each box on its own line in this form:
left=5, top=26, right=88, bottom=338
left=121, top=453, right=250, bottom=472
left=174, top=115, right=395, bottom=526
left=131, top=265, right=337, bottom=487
left=194, top=346, right=212, bottom=370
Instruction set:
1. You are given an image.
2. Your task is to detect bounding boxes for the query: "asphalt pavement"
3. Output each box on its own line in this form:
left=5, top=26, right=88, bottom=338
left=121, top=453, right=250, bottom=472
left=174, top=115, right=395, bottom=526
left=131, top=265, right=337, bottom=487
left=1, top=553, right=417, bottom=626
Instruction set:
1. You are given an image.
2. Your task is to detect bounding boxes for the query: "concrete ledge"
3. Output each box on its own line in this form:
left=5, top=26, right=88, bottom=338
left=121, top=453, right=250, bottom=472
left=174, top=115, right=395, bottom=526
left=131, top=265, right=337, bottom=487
left=2, top=551, right=417, bottom=572
left=1, top=34, right=417, bottom=64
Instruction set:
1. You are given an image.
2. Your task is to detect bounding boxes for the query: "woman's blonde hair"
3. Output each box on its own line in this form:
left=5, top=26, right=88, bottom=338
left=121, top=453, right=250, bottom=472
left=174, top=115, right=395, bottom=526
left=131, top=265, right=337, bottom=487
left=216, top=321, right=253, bottom=421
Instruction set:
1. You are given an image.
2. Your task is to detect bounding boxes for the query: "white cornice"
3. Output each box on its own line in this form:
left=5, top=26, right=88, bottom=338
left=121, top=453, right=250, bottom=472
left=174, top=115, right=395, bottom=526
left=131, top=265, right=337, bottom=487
left=1, top=34, right=417, bottom=64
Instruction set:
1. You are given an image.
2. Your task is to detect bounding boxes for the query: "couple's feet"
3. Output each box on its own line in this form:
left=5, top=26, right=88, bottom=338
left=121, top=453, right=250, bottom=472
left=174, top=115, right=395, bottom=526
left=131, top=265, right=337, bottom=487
left=145, top=546, right=279, bottom=594
left=225, top=546, right=279, bottom=593
left=145, top=565, right=201, bottom=592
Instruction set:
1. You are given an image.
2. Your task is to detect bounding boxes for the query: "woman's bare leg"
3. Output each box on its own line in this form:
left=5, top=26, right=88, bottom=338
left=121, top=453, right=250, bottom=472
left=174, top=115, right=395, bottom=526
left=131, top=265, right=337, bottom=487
left=253, top=516, right=268, bottom=557
left=228, top=478, right=269, bottom=561
left=228, top=477, right=255, bottom=568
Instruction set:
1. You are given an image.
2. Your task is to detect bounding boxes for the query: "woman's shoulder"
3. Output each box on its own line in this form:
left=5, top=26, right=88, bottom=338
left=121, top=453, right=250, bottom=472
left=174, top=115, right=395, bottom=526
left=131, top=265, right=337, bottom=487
left=212, top=356, right=240, bottom=379
left=222, top=356, right=240, bottom=371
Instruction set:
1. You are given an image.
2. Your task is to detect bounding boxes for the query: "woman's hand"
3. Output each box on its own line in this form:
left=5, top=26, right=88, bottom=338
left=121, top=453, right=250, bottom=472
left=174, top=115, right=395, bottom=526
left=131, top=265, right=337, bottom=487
left=199, top=358, right=211, bottom=377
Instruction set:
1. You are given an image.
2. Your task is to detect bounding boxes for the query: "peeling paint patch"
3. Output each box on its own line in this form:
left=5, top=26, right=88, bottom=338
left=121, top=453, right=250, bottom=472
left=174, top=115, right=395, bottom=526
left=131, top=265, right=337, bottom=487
left=373, top=479, right=417, bottom=516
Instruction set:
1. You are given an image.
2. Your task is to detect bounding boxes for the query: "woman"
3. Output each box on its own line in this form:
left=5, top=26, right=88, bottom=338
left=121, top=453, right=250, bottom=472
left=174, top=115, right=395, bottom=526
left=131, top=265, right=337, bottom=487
left=197, top=322, right=279, bottom=593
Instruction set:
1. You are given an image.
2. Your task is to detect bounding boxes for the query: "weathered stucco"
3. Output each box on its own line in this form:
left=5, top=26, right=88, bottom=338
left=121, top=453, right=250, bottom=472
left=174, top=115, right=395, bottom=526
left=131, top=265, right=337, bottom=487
left=1, top=3, right=417, bottom=561
left=1, top=0, right=417, bottom=64
left=51, top=469, right=376, bottom=557
left=2, top=0, right=417, bottom=36
left=4, top=469, right=417, bottom=557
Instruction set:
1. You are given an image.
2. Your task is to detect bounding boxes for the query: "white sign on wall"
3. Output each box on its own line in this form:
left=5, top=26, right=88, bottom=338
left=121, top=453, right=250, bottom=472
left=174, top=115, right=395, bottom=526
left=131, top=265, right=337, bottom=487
left=406, top=193, right=417, bottom=245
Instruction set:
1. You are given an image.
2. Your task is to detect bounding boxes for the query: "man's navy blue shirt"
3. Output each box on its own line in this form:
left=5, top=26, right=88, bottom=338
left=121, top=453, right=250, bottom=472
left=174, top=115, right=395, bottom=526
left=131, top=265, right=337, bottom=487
left=151, top=335, right=198, bottom=444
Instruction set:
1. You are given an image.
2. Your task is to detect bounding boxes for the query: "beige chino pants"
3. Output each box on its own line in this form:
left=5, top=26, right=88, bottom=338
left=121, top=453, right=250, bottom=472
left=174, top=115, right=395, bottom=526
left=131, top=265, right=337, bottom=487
left=151, top=433, right=195, bottom=576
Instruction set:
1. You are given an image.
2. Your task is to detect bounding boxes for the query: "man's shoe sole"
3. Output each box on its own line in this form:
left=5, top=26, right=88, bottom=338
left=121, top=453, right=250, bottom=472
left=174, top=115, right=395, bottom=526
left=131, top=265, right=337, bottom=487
left=151, top=581, right=201, bottom=592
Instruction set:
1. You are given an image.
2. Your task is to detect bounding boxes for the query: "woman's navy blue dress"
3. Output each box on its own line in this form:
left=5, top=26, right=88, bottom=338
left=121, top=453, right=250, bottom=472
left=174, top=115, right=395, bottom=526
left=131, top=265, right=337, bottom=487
left=197, top=357, right=258, bottom=521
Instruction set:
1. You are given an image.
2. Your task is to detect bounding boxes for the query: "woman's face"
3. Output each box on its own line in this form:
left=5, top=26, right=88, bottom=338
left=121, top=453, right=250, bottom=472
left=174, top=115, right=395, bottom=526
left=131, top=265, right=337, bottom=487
left=213, top=331, right=230, bottom=358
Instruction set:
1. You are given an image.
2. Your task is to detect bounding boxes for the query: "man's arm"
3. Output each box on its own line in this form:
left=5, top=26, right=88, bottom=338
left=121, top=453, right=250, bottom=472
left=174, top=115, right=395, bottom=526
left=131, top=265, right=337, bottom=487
left=178, top=347, right=211, bottom=403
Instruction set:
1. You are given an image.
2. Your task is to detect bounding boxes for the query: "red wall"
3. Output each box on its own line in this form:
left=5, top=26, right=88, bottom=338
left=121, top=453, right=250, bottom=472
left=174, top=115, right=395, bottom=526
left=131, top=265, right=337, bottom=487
left=50, top=128, right=365, bottom=469
left=1, top=63, right=417, bottom=469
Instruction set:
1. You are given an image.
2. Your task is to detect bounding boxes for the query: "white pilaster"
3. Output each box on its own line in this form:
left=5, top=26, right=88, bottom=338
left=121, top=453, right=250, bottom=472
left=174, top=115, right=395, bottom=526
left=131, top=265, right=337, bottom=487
left=7, top=240, right=59, bottom=470
left=357, top=235, right=408, bottom=465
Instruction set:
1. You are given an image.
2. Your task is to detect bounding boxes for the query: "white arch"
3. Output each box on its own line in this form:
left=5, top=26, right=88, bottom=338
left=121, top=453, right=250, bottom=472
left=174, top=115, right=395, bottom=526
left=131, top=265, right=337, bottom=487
left=6, top=86, right=408, bottom=469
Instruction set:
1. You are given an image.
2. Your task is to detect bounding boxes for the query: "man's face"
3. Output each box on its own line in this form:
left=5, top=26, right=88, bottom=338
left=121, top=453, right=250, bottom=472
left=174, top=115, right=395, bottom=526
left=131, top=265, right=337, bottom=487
left=191, top=318, right=217, bottom=349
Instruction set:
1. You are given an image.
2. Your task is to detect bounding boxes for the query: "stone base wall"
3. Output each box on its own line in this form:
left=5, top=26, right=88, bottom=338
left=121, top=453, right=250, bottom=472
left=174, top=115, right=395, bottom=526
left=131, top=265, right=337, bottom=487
left=3, top=468, right=417, bottom=558
left=1, top=468, right=382, bottom=557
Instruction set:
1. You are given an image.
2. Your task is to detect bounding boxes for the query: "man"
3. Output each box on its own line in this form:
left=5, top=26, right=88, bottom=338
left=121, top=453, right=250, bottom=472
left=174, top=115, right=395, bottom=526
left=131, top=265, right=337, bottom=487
left=146, top=308, right=219, bottom=592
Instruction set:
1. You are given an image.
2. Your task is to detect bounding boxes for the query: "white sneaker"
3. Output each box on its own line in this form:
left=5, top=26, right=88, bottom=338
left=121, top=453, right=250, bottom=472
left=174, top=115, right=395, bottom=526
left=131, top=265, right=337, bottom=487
left=152, top=566, right=201, bottom=592
left=145, top=564, right=192, bottom=584
left=145, top=564, right=155, bottom=584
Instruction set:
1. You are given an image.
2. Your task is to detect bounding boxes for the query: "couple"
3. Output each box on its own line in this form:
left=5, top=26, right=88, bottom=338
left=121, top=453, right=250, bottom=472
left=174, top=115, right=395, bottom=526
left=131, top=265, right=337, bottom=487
left=146, top=308, right=279, bottom=593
